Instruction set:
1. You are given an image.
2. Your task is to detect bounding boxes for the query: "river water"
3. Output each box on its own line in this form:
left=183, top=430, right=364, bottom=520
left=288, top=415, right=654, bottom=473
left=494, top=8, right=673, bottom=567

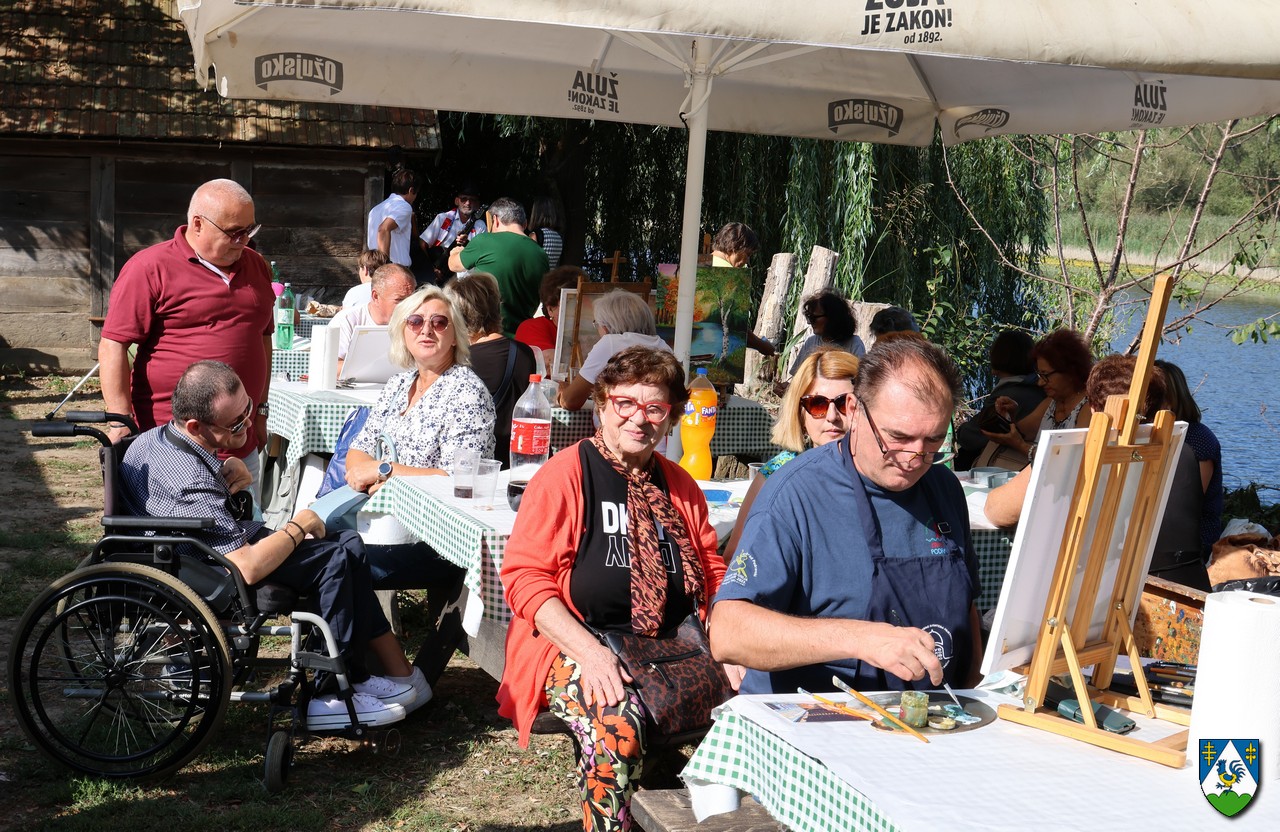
left=1112, top=293, right=1278, bottom=493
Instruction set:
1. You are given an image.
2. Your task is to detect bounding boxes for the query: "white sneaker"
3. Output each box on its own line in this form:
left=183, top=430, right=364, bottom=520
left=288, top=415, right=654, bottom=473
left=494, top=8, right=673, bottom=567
left=307, top=692, right=406, bottom=730
left=388, top=667, right=433, bottom=714
left=353, top=674, right=417, bottom=708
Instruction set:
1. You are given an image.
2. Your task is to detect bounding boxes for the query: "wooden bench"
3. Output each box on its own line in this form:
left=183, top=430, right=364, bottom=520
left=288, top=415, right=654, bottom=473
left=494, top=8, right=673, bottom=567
left=632, top=788, right=785, bottom=832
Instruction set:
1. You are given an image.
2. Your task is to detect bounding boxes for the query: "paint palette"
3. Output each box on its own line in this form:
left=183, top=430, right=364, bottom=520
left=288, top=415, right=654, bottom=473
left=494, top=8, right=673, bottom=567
left=860, top=692, right=997, bottom=735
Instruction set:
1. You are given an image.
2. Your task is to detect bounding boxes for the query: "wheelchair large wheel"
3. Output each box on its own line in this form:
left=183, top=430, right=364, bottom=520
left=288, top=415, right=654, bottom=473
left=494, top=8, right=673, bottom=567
left=7, top=563, right=233, bottom=779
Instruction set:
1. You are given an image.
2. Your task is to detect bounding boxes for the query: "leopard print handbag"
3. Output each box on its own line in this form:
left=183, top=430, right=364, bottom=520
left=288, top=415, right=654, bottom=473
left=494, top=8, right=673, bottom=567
left=597, top=613, right=734, bottom=737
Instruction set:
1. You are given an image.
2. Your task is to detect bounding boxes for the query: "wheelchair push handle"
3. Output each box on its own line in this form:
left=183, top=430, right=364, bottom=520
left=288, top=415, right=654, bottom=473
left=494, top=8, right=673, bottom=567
left=63, top=411, right=138, bottom=432
left=31, top=411, right=137, bottom=447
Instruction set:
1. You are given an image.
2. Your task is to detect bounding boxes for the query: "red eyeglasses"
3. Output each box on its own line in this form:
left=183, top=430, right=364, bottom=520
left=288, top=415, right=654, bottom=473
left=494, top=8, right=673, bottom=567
left=607, top=396, right=672, bottom=424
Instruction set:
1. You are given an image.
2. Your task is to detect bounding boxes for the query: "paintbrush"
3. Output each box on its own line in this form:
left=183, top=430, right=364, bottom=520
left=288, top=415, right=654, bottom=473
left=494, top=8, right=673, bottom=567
left=797, top=688, right=875, bottom=721
left=831, top=676, right=930, bottom=744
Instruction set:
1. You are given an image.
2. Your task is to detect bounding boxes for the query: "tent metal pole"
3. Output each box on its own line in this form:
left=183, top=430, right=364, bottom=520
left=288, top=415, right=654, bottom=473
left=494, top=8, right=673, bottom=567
left=674, top=39, right=710, bottom=375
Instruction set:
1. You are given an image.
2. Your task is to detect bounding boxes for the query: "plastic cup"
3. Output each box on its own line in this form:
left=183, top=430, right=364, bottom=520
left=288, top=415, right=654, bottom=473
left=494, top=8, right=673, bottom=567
left=747, top=462, right=764, bottom=480
left=450, top=449, right=480, bottom=499
left=473, top=459, right=501, bottom=510
left=507, top=478, right=530, bottom=512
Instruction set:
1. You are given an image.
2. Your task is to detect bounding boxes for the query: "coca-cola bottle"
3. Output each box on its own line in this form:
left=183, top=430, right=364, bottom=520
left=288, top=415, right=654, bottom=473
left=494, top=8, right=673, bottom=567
left=508, top=374, right=551, bottom=510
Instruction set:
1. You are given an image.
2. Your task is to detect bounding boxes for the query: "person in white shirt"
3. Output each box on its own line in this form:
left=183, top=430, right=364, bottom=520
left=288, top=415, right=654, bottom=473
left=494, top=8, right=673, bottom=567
left=366, top=169, right=420, bottom=266
left=558, top=290, right=672, bottom=410
left=336, top=264, right=418, bottom=378
left=342, top=249, right=390, bottom=309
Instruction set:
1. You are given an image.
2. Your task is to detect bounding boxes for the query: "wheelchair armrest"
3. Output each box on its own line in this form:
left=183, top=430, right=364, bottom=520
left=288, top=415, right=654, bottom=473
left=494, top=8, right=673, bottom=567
left=102, top=515, right=214, bottom=531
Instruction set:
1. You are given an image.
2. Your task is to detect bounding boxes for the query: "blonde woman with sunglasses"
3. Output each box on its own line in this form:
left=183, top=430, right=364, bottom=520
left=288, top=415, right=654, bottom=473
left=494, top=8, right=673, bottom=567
left=344, top=285, right=495, bottom=492
left=724, top=347, right=860, bottom=559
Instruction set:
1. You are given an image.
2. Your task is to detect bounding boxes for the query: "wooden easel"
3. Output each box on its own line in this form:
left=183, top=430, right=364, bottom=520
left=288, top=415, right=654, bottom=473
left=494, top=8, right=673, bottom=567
left=697, top=232, right=714, bottom=267
left=603, top=250, right=628, bottom=280
left=998, top=273, right=1190, bottom=768
left=567, top=277, right=653, bottom=374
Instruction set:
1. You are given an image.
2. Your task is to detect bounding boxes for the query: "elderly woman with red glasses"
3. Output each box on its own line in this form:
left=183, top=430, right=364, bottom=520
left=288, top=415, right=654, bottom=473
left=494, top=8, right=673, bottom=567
left=724, top=347, right=860, bottom=559
left=498, top=346, right=735, bottom=832
left=345, top=285, right=495, bottom=489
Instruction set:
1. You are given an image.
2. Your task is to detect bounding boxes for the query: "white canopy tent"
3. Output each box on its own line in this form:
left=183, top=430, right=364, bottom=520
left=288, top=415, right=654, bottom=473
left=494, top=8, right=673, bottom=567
left=178, top=0, right=1280, bottom=366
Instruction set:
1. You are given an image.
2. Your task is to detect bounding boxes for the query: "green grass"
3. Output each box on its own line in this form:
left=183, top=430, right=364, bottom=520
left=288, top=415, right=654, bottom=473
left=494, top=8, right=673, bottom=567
left=1053, top=209, right=1280, bottom=278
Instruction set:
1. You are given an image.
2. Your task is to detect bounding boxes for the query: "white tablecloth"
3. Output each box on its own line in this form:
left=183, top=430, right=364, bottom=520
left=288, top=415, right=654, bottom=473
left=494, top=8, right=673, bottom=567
left=686, top=691, right=1270, bottom=831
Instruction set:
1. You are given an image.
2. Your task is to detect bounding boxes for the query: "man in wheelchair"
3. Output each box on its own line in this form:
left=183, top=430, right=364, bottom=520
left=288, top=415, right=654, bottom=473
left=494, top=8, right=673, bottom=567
left=119, top=360, right=431, bottom=729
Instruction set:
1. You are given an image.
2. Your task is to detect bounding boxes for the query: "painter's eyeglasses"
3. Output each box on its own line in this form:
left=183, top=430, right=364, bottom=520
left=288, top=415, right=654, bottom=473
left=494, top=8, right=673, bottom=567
left=1035, top=369, right=1060, bottom=382
left=799, top=393, right=852, bottom=419
left=608, top=396, right=672, bottom=424
left=405, top=314, right=451, bottom=334
left=212, top=399, right=254, bottom=435
left=198, top=214, right=261, bottom=244
left=863, top=406, right=953, bottom=466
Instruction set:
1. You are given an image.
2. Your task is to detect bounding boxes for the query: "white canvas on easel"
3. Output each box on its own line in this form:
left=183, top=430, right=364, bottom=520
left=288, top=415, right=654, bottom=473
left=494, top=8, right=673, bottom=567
left=982, top=421, right=1188, bottom=675
left=550, top=288, right=583, bottom=382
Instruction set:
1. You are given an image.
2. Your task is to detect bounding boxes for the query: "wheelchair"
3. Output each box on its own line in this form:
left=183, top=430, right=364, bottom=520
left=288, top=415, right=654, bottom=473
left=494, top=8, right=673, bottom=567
left=7, top=412, right=400, bottom=791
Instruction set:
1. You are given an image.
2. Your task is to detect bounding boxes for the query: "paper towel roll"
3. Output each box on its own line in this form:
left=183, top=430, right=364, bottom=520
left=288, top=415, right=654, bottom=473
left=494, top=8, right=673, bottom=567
left=1188, top=591, right=1280, bottom=781
left=307, top=324, right=339, bottom=391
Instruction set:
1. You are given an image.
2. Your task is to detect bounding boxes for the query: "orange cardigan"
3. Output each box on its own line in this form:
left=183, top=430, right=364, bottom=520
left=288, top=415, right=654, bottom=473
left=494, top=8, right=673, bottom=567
left=496, top=441, right=726, bottom=746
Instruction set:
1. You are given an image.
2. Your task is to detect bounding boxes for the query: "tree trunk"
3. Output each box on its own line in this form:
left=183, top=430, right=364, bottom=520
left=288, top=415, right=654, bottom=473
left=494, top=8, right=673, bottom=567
left=739, top=252, right=795, bottom=397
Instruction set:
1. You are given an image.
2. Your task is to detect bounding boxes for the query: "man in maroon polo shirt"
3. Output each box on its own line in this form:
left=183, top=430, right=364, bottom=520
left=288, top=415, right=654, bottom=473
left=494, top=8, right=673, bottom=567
left=99, top=179, right=275, bottom=499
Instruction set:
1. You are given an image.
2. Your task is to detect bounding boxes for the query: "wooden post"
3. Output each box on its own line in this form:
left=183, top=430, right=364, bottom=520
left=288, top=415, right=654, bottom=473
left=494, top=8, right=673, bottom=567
left=739, top=252, right=795, bottom=396
left=88, top=156, right=116, bottom=350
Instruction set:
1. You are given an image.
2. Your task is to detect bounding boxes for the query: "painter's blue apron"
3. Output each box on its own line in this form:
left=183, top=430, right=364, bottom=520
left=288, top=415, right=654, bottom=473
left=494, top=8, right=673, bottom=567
left=846, top=460, right=973, bottom=690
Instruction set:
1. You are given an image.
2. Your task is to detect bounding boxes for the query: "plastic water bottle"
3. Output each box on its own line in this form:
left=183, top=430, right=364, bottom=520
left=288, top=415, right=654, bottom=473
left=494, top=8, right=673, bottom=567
left=274, top=281, right=295, bottom=350
left=270, top=261, right=285, bottom=298
left=679, top=368, right=717, bottom=480
left=510, top=373, right=551, bottom=480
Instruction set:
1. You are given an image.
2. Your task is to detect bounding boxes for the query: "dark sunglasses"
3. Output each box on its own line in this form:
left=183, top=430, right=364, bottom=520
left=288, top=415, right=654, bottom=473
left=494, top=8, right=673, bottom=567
left=405, top=313, right=451, bottom=334
left=799, top=393, right=852, bottom=419
left=210, top=398, right=254, bottom=435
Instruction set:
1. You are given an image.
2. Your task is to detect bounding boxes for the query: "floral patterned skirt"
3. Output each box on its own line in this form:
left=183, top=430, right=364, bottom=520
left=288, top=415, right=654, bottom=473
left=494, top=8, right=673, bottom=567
left=545, top=652, right=648, bottom=832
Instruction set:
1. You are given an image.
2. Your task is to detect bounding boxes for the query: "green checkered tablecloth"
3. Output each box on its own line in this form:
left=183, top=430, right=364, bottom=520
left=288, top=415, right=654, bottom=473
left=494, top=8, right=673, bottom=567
left=971, top=528, right=1013, bottom=613
left=271, top=350, right=311, bottom=381
left=366, top=473, right=515, bottom=625
left=684, top=709, right=900, bottom=832
left=549, top=396, right=780, bottom=459
left=268, top=384, right=782, bottom=471
left=297, top=313, right=329, bottom=339
left=267, top=383, right=378, bottom=472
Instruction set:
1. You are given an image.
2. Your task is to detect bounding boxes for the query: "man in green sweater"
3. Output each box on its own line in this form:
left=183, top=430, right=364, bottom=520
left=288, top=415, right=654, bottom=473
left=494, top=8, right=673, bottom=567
left=449, top=197, right=550, bottom=336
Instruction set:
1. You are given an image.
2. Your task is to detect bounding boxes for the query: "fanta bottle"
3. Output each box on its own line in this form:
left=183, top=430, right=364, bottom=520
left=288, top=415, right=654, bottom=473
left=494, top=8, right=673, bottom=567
left=679, top=368, right=717, bottom=480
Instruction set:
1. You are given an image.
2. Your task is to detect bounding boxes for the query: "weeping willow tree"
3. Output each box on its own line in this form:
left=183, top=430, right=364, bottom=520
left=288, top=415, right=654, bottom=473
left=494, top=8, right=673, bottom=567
left=432, top=113, right=1051, bottom=388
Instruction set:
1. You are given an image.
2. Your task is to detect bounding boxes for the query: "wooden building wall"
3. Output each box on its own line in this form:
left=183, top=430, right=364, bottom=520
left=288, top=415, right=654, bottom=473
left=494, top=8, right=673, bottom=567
left=0, top=141, right=387, bottom=372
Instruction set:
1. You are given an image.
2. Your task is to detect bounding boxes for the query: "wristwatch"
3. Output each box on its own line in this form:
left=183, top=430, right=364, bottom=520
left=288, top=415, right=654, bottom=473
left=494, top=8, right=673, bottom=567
left=377, top=461, right=393, bottom=482
left=257, top=402, right=270, bottom=417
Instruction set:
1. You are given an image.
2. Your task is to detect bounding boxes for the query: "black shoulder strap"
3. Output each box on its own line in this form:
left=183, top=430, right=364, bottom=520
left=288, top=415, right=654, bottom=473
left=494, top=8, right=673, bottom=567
left=493, top=340, right=520, bottom=407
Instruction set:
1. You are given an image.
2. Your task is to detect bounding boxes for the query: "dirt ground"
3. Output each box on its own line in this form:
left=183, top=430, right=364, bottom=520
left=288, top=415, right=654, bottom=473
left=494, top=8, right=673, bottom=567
left=0, top=373, right=107, bottom=752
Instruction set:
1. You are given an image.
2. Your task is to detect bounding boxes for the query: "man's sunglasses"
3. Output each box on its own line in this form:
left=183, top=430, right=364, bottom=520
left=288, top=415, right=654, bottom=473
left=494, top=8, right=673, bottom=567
left=799, top=393, right=852, bottom=419
left=211, top=399, right=254, bottom=435
left=198, top=214, right=261, bottom=244
left=405, top=313, right=451, bottom=334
